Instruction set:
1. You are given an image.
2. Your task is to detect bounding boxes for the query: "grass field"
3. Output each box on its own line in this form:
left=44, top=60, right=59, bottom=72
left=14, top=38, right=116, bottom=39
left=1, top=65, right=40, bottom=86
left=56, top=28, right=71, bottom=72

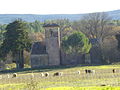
left=0, top=64, right=120, bottom=90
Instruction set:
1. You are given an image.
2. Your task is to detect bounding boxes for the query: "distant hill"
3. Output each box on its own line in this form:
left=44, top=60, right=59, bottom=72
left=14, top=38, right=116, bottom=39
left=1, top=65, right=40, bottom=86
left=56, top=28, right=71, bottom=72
left=0, top=14, right=84, bottom=24
left=108, top=10, right=120, bottom=20
left=0, top=10, right=120, bottom=24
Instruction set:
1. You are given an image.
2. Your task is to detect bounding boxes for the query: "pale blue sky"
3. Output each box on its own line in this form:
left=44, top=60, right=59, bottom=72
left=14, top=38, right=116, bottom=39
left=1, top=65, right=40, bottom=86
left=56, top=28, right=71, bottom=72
left=0, top=0, right=120, bottom=14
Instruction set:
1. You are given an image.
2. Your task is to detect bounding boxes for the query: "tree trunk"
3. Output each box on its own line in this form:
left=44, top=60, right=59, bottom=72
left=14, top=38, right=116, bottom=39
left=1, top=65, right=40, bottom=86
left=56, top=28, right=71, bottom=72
left=16, top=50, right=24, bottom=69
left=15, top=52, right=19, bottom=69
left=19, top=50, right=24, bottom=69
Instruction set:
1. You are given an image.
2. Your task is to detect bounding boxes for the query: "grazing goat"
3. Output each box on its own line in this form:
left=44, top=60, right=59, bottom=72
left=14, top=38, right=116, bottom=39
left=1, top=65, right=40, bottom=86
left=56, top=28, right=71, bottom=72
left=44, top=72, right=49, bottom=77
left=41, top=73, right=44, bottom=77
left=7, top=74, right=10, bottom=78
left=0, top=75, right=2, bottom=79
left=85, top=69, right=88, bottom=74
left=85, top=69, right=95, bottom=74
left=112, top=69, right=116, bottom=73
left=76, top=71, right=80, bottom=74
left=12, top=73, right=17, bottom=78
left=53, top=72, right=63, bottom=76
left=31, top=73, right=34, bottom=78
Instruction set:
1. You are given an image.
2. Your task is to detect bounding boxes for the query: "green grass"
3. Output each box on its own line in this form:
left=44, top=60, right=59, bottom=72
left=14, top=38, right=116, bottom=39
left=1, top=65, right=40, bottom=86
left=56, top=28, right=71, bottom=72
left=46, top=86, right=120, bottom=90
left=2, top=64, right=120, bottom=74
left=0, top=64, right=120, bottom=90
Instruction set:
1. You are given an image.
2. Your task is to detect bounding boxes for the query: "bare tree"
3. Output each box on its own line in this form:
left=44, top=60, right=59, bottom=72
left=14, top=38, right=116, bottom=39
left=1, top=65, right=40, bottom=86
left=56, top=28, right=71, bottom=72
left=73, top=12, right=116, bottom=64
left=79, top=12, right=112, bottom=45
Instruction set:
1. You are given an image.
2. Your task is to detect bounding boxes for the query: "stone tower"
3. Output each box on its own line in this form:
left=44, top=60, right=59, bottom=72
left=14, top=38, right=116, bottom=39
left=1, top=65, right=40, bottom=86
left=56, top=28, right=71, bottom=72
left=43, top=23, right=60, bottom=66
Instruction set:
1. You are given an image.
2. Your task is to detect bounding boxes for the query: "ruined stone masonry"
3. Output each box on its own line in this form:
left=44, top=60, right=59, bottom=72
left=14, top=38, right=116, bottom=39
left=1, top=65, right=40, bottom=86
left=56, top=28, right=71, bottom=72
left=30, top=23, right=102, bottom=68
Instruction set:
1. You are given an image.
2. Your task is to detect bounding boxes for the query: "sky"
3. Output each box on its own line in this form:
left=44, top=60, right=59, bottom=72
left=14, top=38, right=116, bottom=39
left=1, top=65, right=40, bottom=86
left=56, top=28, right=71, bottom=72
left=0, top=0, right=120, bottom=14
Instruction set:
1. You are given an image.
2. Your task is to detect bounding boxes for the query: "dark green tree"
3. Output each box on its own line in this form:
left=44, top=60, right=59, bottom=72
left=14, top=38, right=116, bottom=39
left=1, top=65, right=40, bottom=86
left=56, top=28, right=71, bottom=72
left=62, top=31, right=92, bottom=54
left=116, top=34, right=120, bottom=51
left=0, top=19, right=32, bottom=69
left=28, top=20, right=44, bottom=33
left=0, top=24, right=7, bottom=46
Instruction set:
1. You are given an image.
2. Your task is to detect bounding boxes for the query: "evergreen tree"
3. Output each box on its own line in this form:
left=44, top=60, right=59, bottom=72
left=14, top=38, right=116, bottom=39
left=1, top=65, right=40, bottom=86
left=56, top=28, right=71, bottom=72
left=62, top=31, right=92, bottom=54
left=116, top=34, right=120, bottom=51
left=0, top=24, right=6, bottom=46
left=0, top=19, right=31, bottom=69
left=28, top=20, right=44, bottom=33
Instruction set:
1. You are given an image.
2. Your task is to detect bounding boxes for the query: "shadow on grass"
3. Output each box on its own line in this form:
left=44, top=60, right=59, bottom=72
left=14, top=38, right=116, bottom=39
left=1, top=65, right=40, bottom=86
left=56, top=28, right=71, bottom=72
left=0, top=64, right=106, bottom=74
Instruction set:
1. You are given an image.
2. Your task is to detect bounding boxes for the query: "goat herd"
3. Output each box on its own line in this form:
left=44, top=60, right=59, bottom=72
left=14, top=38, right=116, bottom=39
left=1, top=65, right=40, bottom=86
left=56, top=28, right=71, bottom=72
left=0, top=69, right=117, bottom=79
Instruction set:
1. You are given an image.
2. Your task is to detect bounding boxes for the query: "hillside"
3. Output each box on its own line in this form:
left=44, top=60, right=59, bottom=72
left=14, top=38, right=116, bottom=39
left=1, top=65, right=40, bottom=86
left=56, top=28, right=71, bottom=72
left=0, top=9, right=120, bottom=24
left=0, top=14, right=84, bottom=24
left=108, top=10, right=120, bottom=19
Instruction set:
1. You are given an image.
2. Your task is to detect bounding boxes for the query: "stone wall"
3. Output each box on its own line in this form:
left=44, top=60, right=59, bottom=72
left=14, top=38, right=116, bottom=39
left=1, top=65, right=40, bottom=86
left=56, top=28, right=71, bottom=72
left=90, top=46, right=102, bottom=64
left=45, top=27, right=60, bottom=66
left=46, top=37, right=60, bottom=66
left=30, top=54, right=48, bottom=68
left=0, top=61, right=6, bottom=71
left=61, top=50, right=85, bottom=65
